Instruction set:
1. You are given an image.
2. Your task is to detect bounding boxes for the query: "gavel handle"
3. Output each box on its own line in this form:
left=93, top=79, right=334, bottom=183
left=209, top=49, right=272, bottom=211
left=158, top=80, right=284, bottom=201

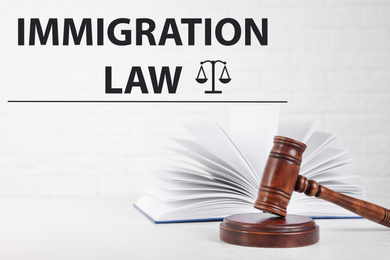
left=295, top=175, right=390, bottom=228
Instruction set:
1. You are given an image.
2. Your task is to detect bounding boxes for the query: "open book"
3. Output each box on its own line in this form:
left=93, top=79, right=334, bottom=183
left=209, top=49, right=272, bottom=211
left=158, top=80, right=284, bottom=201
left=135, top=106, right=365, bottom=223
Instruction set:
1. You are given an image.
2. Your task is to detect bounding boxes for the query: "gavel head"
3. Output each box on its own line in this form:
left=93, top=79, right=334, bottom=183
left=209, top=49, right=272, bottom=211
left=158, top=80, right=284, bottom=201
left=254, top=136, right=307, bottom=217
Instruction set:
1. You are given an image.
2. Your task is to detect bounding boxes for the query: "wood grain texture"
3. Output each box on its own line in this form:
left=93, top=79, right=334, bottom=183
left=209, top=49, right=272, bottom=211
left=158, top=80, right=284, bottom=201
left=220, top=213, right=319, bottom=248
left=254, top=136, right=307, bottom=217
left=256, top=136, right=390, bottom=228
left=295, top=175, right=390, bottom=228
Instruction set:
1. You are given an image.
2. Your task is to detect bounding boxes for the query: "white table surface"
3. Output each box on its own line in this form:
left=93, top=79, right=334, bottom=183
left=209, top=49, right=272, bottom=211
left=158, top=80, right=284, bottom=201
left=0, top=199, right=389, bottom=260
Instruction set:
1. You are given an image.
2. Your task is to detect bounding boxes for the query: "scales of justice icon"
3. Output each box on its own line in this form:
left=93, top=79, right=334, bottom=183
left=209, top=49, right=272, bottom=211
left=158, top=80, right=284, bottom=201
left=195, top=60, right=231, bottom=94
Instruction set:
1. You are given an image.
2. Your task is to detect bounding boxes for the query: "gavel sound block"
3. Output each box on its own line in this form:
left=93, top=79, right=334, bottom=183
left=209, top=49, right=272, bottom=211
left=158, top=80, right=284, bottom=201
left=220, top=136, right=390, bottom=248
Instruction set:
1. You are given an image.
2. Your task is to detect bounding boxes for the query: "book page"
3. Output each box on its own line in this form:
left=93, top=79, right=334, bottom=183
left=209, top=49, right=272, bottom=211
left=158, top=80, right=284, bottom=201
left=184, top=121, right=259, bottom=185
left=300, top=147, right=348, bottom=174
left=143, top=186, right=253, bottom=203
left=303, top=156, right=353, bottom=177
left=302, top=132, right=336, bottom=164
left=229, top=105, right=280, bottom=177
left=278, top=120, right=315, bottom=143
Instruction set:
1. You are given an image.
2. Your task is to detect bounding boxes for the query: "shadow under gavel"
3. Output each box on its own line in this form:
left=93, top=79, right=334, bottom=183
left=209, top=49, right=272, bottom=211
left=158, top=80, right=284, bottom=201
left=220, top=136, right=390, bottom=248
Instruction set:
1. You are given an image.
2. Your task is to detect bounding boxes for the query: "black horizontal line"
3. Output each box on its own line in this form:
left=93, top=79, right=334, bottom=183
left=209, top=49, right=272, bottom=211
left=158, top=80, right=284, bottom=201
left=8, top=100, right=287, bottom=104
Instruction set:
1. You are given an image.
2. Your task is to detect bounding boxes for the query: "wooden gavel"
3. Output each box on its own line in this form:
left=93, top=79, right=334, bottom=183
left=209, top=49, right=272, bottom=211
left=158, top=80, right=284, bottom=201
left=254, top=136, right=390, bottom=228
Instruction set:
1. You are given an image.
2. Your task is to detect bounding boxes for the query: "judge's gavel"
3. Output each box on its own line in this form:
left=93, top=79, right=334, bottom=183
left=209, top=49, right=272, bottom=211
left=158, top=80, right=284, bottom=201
left=254, top=136, right=390, bottom=228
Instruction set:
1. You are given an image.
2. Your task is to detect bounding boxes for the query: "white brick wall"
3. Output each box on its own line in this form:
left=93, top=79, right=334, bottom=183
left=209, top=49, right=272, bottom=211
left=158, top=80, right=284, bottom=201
left=0, top=0, right=389, bottom=202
